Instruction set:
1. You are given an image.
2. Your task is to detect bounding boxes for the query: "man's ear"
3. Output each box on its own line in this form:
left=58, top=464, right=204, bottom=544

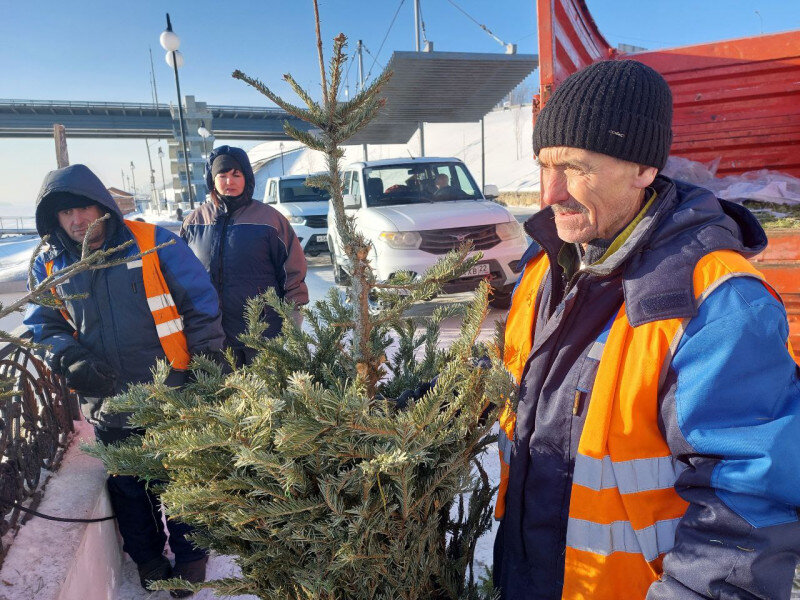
left=633, top=164, right=658, bottom=189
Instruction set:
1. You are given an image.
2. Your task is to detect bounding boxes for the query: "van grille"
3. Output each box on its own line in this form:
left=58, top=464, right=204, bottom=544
left=419, top=224, right=500, bottom=255
left=305, top=215, right=328, bottom=229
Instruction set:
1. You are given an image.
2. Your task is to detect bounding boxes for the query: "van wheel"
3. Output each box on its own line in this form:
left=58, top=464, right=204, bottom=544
left=489, top=284, right=514, bottom=309
left=330, top=248, right=350, bottom=286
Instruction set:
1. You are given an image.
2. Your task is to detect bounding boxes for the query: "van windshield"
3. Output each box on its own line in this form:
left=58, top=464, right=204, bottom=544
left=279, top=179, right=331, bottom=202
left=363, top=162, right=482, bottom=207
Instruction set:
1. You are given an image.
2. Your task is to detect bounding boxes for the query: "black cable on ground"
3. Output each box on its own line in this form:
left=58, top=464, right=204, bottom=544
left=0, top=498, right=115, bottom=523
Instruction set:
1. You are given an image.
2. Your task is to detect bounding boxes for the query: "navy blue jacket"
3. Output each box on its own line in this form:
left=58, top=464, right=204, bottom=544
left=495, top=175, right=800, bottom=599
left=24, top=164, right=225, bottom=429
left=181, top=146, right=308, bottom=354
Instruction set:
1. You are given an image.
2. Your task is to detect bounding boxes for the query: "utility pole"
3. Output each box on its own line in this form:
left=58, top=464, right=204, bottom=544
left=357, top=40, right=368, bottom=161
left=413, top=0, right=424, bottom=156
left=157, top=147, right=167, bottom=210
left=145, top=140, right=159, bottom=214
left=413, top=0, right=421, bottom=51
left=122, top=169, right=127, bottom=190
left=53, top=124, right=69, bottom=168
left=130, top=162, right=137, bottom=199
left=480, top=118, right=485, bottom=190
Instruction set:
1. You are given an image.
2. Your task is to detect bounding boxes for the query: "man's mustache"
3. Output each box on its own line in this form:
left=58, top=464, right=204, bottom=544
left=551, top=200, right=589, bottom=215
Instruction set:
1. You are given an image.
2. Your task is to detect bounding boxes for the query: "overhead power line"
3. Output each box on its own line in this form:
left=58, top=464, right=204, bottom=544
left=366, top=0, right=406, bottom=82
left=444, top=0, right=509, bottom=48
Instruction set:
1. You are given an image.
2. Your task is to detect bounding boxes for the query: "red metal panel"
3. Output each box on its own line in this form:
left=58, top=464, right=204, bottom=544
left=536, top=2, right=800, bottom=356
left=537, top=0, right=614, bottom=104
left=536, top=1, right=800, bottom=177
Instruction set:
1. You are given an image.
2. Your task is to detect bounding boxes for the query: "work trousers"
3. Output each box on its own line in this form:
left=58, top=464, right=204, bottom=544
left=95, top=427, right=207, bottom=566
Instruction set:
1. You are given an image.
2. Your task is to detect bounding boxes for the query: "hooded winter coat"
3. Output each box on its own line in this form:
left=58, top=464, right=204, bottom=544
left=24, top=164, right=225, bottom=429
left=494, top=175, right=800, bottom=599
left=180, top=146, right=308, bottom=358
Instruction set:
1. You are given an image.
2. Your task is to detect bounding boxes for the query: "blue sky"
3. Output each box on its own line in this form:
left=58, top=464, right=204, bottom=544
left=2, top=0, right=799, bottom=212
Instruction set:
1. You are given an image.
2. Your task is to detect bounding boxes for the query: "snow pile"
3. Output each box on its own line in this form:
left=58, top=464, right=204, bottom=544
left=663, top=156, right=800, bottom=205
left=0, top=235, right=38, bottom=283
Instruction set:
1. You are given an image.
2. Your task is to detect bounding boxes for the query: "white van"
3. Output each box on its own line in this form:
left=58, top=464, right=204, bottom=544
left=328, top=157, right=528, bottom=307
left=265, top=174, right=329, bottom=256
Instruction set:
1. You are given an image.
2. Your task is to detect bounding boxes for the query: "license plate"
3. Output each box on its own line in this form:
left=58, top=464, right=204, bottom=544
left=463, top=263, right=490, bottom=278
left=314, top=235, right=327, bottom=242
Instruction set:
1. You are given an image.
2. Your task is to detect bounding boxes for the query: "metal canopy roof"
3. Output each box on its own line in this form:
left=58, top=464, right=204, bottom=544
left=347, top=50, right=538, bottom=145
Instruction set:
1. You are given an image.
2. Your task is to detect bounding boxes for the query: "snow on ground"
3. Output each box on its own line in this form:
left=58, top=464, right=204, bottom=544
left=0, top=235, right=38, bottom=283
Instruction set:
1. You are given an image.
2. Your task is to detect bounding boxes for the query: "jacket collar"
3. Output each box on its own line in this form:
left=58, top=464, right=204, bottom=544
left=524, top=175, right=768, bottom=326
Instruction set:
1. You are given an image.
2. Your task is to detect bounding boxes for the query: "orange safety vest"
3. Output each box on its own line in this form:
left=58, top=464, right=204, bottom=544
left=45, top=220, right=191, bottom=370
left=498, top=249, right=777, bottom=599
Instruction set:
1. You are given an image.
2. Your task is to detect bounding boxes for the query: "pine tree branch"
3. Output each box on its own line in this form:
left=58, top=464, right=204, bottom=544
left=231, top=70, right=317, bottom=125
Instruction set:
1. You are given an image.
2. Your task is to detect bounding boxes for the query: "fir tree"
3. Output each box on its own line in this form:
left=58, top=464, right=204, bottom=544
left=90, top=3, right=513, bottom=598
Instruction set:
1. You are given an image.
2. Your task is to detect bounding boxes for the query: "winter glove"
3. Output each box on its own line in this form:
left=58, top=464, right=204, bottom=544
left=58, top=346, right=117, bottom=397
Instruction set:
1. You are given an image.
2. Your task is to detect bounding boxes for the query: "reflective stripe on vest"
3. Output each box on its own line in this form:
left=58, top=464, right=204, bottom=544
left=44, top=222, right=191, bottom=370
left=44, top=260, right=78, bottom=333
left=499, top=249, right=777, bottom=599
left=124, top=220, right=191, bottom=370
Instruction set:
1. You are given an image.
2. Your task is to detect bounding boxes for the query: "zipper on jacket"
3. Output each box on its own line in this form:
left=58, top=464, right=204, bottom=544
left=216, top=211, right=232, bottom=290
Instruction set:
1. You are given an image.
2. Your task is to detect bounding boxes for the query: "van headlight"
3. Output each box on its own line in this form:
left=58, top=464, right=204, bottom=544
left=287, top=215, right=306, bottom=225
left=496, top=220, right=524, bottom=240
left=379, top=231, right=422, bottom=249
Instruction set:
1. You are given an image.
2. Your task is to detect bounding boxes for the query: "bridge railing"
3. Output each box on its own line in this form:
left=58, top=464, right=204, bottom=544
left=0, top=98, right=287, bottom=115
left=0, top=327, right=78, bottom=552
left=0, top=217, right=36, bottom=233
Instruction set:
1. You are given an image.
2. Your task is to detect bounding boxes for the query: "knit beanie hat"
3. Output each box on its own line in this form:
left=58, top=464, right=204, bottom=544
left=211, top=154, right=243, bottom=179
left=532, top=60, right=673, bottom=170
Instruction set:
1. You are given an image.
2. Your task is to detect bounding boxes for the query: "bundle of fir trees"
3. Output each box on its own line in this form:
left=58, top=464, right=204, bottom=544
left=91, top=4, right=514, bottom=598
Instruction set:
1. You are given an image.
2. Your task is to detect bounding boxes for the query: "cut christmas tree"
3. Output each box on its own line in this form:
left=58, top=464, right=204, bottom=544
left=90, top=3, right=513, bottom=598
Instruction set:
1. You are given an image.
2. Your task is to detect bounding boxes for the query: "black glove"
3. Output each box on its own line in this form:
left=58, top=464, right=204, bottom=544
left=59, top=346, right=117, bottom=397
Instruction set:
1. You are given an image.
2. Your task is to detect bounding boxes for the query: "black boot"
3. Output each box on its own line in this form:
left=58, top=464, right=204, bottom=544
left=137, top=554, right=172, bottom=590
left=169, top=555, right=209, bottom=598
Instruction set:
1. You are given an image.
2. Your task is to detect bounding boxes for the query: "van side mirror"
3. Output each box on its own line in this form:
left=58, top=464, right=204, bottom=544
left=483, top=184, right=500, bottom=199
left=343, top=194, right=361, bottom=209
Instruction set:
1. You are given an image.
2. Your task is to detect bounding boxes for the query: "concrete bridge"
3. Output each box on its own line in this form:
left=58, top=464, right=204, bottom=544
left=0, top=98, right=309, bottom=140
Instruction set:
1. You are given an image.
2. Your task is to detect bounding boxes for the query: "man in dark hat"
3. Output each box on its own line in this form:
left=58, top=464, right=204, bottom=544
left=494, top=60, right=800, bottom=599
left=25, top=164, right=226, bottom=596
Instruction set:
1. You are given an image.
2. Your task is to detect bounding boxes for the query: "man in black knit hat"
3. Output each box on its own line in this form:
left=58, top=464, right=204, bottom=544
left=493, top=60, right=800, bottom=599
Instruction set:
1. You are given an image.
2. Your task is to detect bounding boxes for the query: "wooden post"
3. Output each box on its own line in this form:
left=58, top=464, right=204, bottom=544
left=53, top=124, right=69, bottom=168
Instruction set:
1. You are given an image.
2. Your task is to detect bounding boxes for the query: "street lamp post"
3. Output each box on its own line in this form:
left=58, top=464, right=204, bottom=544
left=198, top=121, right=211, bottom=160
left=157, top=146, right=167, bottom=210
left=160, top=13, right=195, bottom=209
left=279, top=142, right=285, bottom=175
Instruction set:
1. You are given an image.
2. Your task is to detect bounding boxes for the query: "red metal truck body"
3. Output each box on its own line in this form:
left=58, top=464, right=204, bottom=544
left=535, top=0, right=800, bottom=354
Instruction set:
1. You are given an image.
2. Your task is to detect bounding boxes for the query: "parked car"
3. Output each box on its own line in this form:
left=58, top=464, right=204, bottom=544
left=327, top=157, right=528, bottom=308
left=265, top=174, right=329, bottom=256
